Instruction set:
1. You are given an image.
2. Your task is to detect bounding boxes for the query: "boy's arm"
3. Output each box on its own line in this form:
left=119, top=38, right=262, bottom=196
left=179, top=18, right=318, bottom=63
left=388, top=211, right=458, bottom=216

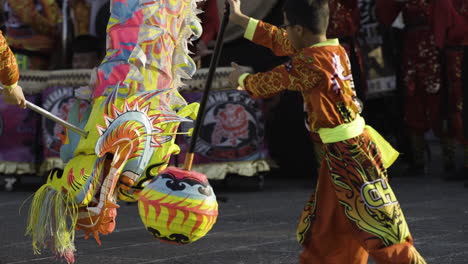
left=228, top=0, right=297, bottom=56
left=0, top=32, right=19, bottom=89
left=242, top=65, right=293, bottom=98
left=244, top=19, right=297, bottom=57
left=230, top=61, right=321, bottom=98
left=0, top=32, right=26, bottom=108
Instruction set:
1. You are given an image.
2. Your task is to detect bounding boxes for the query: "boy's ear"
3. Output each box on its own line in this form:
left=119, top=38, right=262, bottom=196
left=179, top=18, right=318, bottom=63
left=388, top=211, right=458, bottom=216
left=294, top=24, right=304, bottom=35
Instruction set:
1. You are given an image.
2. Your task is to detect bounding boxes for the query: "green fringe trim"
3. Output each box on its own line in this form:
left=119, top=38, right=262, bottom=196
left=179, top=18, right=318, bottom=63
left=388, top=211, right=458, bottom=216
left=25, top=184, right=79, bottom=256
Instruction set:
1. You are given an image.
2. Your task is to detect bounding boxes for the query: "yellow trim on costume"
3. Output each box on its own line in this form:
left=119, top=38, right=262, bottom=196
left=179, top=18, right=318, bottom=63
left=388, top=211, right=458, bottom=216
left=318, top=115, right=399, bottom=168
left=244, top=18, right=259, bottom=41
left=3, top=81, right=17, bottom=90
left=238, top=73, right=250, bottom=88
left=310, top=38, right=339, bottom=48
left=318, top=114, right=365, bottom=143
left=365, top=126, right=400, bottom=169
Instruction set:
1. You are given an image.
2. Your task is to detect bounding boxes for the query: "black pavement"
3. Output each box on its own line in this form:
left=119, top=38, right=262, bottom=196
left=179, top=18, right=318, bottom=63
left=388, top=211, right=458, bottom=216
left=0, top=141, right=467, bottom=264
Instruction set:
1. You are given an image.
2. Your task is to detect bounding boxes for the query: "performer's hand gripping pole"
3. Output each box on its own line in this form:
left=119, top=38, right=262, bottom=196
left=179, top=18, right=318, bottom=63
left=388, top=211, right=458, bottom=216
left=184, top=1, right=230, bottom=170
left=0, top=86, right=89, bottom=138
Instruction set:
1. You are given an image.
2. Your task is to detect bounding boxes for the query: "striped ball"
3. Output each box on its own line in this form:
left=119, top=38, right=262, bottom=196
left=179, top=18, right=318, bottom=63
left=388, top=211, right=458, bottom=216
left=138, top=167, right=218, bottom=244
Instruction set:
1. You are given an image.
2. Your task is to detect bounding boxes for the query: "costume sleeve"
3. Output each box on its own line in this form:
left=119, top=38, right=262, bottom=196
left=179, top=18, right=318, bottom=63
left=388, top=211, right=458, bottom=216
left=199, top=0, right=220, bottom=45
left=6, top=0, right=60, bottom=37
left=375, top=0, right=401, bottom=27
left=0, top=32, right=19, bottom=87
left=244, top=19, right=297, bottom=57
left=241, top=60, right=318, bottom=98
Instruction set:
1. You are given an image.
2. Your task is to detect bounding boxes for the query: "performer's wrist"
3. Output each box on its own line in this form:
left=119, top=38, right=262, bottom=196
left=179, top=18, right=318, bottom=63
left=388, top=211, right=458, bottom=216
left=244, top=18, right=259, bottom=41
left=232, top=14, right=250, bottom=29
left=238, top=73, right=250, bottom=89
left=2, top=82, right=18, bottom=91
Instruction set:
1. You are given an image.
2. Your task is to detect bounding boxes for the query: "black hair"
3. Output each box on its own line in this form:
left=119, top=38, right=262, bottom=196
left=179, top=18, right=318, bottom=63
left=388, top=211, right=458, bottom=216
left=71, top=35, right=101, bottom=55
left=282, top=0, right=329, bottom=35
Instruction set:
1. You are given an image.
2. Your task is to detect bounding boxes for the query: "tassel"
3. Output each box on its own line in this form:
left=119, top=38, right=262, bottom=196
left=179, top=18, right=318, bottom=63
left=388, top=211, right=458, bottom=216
left=25, top=184, right=79, bottom=263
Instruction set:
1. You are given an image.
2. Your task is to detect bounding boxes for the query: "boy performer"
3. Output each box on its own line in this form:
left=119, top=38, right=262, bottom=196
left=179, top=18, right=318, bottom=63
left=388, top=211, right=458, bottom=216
left=228, top=0, right=426, bottom=263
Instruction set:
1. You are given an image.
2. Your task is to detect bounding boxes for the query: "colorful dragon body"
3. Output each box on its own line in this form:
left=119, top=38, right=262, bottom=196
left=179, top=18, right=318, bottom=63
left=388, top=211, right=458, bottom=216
left=26, top=0, right=218, bottom=262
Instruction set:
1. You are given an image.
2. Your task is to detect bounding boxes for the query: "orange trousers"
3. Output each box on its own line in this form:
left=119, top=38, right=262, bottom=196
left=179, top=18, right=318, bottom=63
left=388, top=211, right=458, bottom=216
left=297, top=131, right=426, bottom=264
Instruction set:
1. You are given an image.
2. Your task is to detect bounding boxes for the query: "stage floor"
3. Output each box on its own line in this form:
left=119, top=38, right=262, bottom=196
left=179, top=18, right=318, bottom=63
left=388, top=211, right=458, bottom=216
left=0, top=142, right=467, bottom=264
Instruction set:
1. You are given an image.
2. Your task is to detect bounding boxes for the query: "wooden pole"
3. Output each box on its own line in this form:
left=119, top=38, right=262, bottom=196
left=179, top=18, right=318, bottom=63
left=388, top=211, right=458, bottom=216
left=183, top=1, right=230, bottom=170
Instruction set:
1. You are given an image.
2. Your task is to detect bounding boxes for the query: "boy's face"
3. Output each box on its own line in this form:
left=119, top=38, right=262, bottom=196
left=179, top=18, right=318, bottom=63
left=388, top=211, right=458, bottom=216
left=283, top=13, right=303, bottom=50
left=72, top=52, right=99, bottom=69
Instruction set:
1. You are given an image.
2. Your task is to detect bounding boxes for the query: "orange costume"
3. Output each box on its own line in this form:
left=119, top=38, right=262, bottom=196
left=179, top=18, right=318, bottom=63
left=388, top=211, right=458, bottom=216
left=3, top=0, right=61, bottom=69
left=239, top=19, right=426, bottom=264
left=0, top=31, right=19, bottom=88
left=310, top=0, right=365, bottom=167
left=327, top=0, right=366, bottom=98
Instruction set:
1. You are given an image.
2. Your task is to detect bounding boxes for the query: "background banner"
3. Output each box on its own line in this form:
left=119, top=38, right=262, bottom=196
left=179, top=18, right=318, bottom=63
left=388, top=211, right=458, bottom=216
left=176, top=90, right=267, bottom=164
left=0, top=68, right=270, bottom=179
left=0, top=95, right=41, bottom=175
left=358, top=0, right=397, bottom=99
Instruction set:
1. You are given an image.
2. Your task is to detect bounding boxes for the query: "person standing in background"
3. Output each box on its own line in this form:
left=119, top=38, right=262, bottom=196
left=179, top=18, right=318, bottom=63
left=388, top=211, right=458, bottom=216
left=3, top=0, right=61, bottom=70
left=70, top=0, right=91, bottom=37
left=376, top=0, right=448, bottom=176
left=430, top=0, right=468, bottom=181
left=192, top=0, right=220, bottom=66
left=71, top=34, right=102, bottom=70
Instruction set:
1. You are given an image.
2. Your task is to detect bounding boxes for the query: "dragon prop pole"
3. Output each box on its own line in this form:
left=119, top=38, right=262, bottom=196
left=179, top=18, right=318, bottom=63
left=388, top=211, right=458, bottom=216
left=184, top=1, right=230, bottom=170
left=134, top=1, right=233, bottom=246
left=132, top=1, right=232, bottom=245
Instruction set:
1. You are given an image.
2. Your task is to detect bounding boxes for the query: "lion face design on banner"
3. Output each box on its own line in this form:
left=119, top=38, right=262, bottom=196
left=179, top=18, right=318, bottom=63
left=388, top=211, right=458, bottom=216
left=212, top=103, right=249, bottom=147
